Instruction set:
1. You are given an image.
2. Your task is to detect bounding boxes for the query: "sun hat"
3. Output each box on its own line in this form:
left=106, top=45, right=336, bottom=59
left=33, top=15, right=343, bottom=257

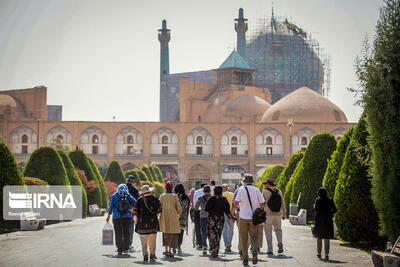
left=242, top=174, right=254, bottom=183
left=140, top=185, right=154, bottom=195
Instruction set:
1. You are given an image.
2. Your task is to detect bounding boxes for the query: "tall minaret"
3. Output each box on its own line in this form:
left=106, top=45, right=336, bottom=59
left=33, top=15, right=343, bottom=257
left=235, top=8, right=248, bottom=59
left=158, top=19, right=170, bottom=76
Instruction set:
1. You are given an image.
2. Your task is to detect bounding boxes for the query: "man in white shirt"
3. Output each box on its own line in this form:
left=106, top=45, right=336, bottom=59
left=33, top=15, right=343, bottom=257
left=234, top=174, right=265, bottom=265
left=193, top=183, right=207, bottom=248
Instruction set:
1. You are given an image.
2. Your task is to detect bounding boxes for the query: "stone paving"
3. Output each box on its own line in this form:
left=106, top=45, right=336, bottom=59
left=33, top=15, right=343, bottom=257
left=0, top=216, right=372, bottom=266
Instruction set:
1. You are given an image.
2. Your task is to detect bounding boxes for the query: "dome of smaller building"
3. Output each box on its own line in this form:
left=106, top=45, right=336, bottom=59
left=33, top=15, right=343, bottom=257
left=261, top=87, right=347, bottom=123
left=225, top=94, right=270, bottom=117
left=0, top=94, right=17, bottom=115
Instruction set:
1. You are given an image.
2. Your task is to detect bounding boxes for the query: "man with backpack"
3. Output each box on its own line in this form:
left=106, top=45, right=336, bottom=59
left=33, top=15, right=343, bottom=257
left=262, top=179, right=286, bottom=255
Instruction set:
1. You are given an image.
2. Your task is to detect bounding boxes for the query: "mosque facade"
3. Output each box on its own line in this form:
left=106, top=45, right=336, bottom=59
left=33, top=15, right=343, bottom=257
left=0, top=9, right=352, bottom=189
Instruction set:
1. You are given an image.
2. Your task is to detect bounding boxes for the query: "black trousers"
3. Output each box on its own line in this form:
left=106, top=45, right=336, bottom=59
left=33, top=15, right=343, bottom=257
left=178, top=229, right=185, bottom=247
left=113, top=217, right=131, bottom=252
left=194, top=210, right=202, bottom=246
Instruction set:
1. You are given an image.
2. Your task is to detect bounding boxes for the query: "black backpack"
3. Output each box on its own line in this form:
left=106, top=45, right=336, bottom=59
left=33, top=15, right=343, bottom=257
left=117, top=193, right=130, bottom=214
left=267, top=188, right=282, bottom=212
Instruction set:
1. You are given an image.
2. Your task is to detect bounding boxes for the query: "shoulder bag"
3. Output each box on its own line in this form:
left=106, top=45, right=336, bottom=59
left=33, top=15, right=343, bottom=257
left=245, top=186, right=266, bottom=225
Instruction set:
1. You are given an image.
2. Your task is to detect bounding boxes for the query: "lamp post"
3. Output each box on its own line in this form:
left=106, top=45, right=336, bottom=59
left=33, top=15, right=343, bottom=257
left=287, top=118, right=294, bottom=157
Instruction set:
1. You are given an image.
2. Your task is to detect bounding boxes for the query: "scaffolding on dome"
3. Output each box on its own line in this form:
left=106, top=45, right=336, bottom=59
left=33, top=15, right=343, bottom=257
left=245, top=15, right=331, bottom=102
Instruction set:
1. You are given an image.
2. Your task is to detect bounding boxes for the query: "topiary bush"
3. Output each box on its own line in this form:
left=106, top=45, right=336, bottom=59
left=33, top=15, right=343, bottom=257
left=88, top=158, right=108, bottom=209
left=153, top=182, right=166, bottom=198
left=125, top=169, right=142, bottom=187
left=256, top=164, right=284, bottom=191
left=283, top=158, right=303, bottom=216
left=276, top=151, right=304, bottom=194
left=57, top=150, right=88, bottom=217
left=137, top=169, right=149, bottom=181
left=21, top=177, right=48, bottom=186
left=141, top=164, right=155, bottom=182
left=76, top=168, right=99, bottom=197
left=290, top=133, right=337, bottom=219
left=23, top=146, right=70, bottom=186
left=104, top=160, right=125, bottom=184
left=69, top=149, right=102, bottom=207
left=322, top=128, right=354, bottom=197
left=334, top=115, right=382, bottom=248
left=151, top=164, right=165, bottom=184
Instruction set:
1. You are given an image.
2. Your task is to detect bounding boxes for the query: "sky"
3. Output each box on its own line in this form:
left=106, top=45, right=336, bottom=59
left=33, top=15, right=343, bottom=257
left=0, top=0, right=382, bottom=123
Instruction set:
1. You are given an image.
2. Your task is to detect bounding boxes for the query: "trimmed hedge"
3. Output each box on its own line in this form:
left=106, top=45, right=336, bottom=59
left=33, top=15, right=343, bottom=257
left=290, top=133, right=337, bottom=219
left=322, top=128, right=354, bottom=197
left=256, top=164, right=284, bottom=191
left=69, top=149, right=102, bottom=207
left=125, top=169, right=142, bottom=186
left=141, top=164, right=155, bottom=183
left=334, top=115, right=381, bottom=248
left=137, top=169, right=149, bottom=181
left=23, top=146, right=70, bottom=186
left=88, top=158, right=108, bottom=209
left=57, top=150, right=88, bottom=217
left=283, top=158, right=303, bottom=216
left=104, top=160, right=125, bottom=184
left=151, top=164, right=165, bottom=184
left=276, top=151, right=304, bottom=194
left=153, top=182, right=166, bottom=198
left=21, top=177, right=48, bottom=186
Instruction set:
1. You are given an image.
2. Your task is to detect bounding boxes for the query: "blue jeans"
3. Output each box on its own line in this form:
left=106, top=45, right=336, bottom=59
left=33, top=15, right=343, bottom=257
left=222, top=214, right=234, bottom=248
left=129, top=218, right=134, bottom=246
left=200, top=217, right=208, bottom=247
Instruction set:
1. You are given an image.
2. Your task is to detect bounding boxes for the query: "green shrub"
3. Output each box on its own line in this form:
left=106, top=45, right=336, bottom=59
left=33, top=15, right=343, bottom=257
left=276, top=151, right=304, bottom=194
left=137, top=169, right=149, bottom=181
left=283, top=158, right=303, bottom=216
left=290, top=133, right=337, bottom=219
left=150, top=164, right=164, bottom=184
left=57, top=150, right=88, bottom=217
left=23, top=146, right=70, bottom=186
left=88, top=158, right=108, bottom=209
left=104, top=160, right=125, bottom=184
left=69, top=149, right=102, bottom=207
left=141, top=164, right=155, bottom=182
left=0, top=138, right=24, bottom=225
left=257, top=164, right=284, bottom=191
left=125, top=169, right=142, bottom=186
left=334, top=115, right=381, bottom=248
left=322, top=128, right=354, bottom=197
left=153, top=182, right=166, bottom=198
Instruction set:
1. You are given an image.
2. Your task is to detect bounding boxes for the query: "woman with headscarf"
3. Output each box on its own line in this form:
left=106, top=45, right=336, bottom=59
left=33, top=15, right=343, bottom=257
left=133, top=185, right=162, bottom=262
left=314, top=187, right=337, bottom=261
left=205, top=185, right=236, bottom=258
left=106, top=184, right=136, bottom=255
left=174, top=183, right=190, bottom=253
left=159, top=181, right=182, bottom=257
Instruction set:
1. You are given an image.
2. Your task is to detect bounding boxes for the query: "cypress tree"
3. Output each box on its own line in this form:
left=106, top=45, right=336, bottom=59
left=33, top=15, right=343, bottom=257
left=104, top=160, right=125, bottom=184
left=57, top=150, right=88, bottom=217
left=141, top=164, right=155, bottom=182
left=322, top=128, right=354, bottom=197
left=283, top=158, right=303, bottom=216
left=137, top=168, right=149, bottom=181
left=290, top=133, right=337, bottom=218
left=276, top=151, right=304, bottom=194
left=69, top=149, right=102, bottom=207
left=334, top=115, right=381, bottom=247
left=151, top=164, right=165, bottom=184
left=23, top=146, right=70, bottom=186
left=257, top=165, right=284, bottom=191
left=88, top=158, right=108, bottom=209
left=354, top=0, right=400, bottom=243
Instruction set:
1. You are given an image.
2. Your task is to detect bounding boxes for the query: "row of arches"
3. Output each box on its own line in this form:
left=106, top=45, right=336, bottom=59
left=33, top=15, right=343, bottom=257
left=9, top=125, right=347, bottom=157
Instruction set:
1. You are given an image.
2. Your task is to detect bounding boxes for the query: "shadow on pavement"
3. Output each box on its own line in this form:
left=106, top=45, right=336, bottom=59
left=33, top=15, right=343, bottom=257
left=209, top=256, right=235, bottom=262
left=176, top=252, right=193, bottom=257
left=161, top=256, right=183, bottom=262
left=133, top=260, right=163, bottom=265
left=266, top=254, right=293, bottom=259
left=325, top=259, right=347, bottom=264
left=102, top=254, right=135, bottom=259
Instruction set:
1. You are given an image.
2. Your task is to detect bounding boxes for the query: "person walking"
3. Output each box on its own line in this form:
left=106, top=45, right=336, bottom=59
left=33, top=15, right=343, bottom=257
left=174, top=183, right=190, bottom=253
left=194, top=185, right=212, bottom=255
left=234, top=174, right=265, bottom=265
left=159, top=181, right=182, bottom=257
left=314, top=187, right=337, bottom=261
left=133, top=185, right=162, bottom=262
left=205, top=186, right=235, bottom=258
left=262, top=179, right=286, bottom=255
left=106, top=184, right=136, bottom=256
left=193, top=183, right=207, bottom=248
left=126, top=176, right=139, bottom=249
left=221, top=184, right=234, bottom=252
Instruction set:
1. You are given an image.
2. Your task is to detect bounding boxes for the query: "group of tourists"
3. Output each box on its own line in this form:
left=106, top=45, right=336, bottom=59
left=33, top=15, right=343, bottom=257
left=106, top=173, right=337, bottom=264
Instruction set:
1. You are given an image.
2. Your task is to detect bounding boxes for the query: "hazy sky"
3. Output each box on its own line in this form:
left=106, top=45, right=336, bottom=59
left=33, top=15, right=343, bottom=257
left=0, top=0, right=381, bottom=122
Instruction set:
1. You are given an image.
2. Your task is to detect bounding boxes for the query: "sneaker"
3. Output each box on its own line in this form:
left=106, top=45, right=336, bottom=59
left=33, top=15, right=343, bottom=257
left=252, top=251, right=258, bottom=264
left=243, top=258, right=249, bottom=265
left=177, top=248, right=182, bottom=253
left=267, top=251, right=273, bottom=255
left=225, top=247, right=232, bottom=253
left=150, top=254, right=157, bottom=261
left=325, top=255, right=329, bottom=261
left=317, top=254, right=321, bottom=259
left=203, top=250, right=207, bottom=256
left=278, top=242, right=284, bottom=253
left=239, top=250, right=243, bottom=258
left=143, top=255, right=148, bottom=261
left=211, top=251, right=218, bottom=258
left=117, top=251, right=122, bottom=256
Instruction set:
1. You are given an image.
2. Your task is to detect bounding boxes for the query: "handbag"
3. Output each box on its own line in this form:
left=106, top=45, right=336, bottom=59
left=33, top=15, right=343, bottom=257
left=245, top=186, right=266, bottom=225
